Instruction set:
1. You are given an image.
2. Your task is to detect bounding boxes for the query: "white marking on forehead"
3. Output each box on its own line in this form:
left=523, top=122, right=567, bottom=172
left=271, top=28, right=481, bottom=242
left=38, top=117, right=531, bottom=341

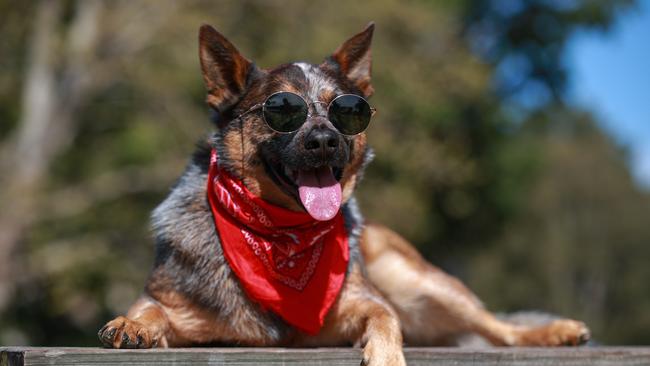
left=293, top=62, right=340, bottom=113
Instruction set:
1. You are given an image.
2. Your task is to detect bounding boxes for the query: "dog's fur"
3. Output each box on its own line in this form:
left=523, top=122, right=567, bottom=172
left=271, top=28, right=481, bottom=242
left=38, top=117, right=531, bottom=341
left=98, top=23, right=590, bottom=365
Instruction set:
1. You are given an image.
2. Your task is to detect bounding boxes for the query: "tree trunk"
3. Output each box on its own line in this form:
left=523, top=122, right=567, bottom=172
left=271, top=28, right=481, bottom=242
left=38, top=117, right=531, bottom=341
left=0, top=0, right=101, bottom=311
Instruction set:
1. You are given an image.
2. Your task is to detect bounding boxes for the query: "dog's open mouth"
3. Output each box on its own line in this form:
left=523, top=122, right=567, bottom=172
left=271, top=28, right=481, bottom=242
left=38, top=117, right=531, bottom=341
left=266, top=161, right=344, bottom=221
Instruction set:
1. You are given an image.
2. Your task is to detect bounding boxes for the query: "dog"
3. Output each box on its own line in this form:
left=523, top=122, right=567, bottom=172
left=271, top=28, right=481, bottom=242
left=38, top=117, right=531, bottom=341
left=98, top=23, right=590, bottom=365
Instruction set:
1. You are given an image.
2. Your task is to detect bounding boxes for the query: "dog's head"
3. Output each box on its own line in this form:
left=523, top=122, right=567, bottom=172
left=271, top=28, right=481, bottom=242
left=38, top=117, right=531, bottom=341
left=199, top=23, right=375, bottom=221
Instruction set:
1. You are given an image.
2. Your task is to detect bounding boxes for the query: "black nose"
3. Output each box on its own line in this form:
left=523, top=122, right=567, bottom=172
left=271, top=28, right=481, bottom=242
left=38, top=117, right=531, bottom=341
left=304, top=127, right=339, bottom=154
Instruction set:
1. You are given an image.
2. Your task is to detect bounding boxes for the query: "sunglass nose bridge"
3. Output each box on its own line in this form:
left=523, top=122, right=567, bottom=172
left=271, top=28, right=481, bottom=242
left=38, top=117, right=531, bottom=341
left=307, top=100, right=329, bottom=118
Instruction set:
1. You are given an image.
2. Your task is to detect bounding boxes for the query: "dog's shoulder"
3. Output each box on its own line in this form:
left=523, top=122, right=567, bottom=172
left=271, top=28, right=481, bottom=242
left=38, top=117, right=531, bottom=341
left=147, top=139, right=289, bottom=338
left=151, top=138, right=214, bottom=261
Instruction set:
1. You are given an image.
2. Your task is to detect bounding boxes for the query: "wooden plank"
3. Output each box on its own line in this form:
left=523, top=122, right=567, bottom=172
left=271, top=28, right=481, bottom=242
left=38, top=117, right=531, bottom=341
left=406, top=348, right=650, bottom=365
left=2, top=347, right=650, bottom=366
left=1, top=348, right=360, bottom=366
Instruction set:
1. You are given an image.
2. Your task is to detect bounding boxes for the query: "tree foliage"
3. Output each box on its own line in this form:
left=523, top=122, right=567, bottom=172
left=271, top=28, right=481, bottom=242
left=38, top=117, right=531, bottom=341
left=0, top=0, right=646, bottom=345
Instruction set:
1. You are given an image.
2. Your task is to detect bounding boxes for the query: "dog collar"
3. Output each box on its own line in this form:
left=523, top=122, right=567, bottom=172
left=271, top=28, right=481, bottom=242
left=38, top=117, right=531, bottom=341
left=206, top=149, right=349, bottom=335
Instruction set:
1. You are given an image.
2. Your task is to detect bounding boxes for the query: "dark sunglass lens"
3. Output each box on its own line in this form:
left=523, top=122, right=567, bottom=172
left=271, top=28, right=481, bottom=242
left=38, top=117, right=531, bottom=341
left=328, top=95, right=371, bottom=135
left=263, top=92, right=308, bottom=132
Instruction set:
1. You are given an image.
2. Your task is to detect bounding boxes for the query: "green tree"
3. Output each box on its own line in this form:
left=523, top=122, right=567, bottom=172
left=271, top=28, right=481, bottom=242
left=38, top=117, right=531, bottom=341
left=467, top=109, right=650, bottom=344
left=0, top=0, right=646, bottom=346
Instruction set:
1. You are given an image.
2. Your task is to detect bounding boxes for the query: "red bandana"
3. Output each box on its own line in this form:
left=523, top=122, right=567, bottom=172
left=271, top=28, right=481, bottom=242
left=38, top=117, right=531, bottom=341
left=206, top=149, right=349, bottom=334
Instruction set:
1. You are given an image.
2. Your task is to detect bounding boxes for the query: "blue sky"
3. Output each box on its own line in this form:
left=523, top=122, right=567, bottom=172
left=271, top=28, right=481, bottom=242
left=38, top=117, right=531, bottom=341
left=566, top=0, right=650, bottom=189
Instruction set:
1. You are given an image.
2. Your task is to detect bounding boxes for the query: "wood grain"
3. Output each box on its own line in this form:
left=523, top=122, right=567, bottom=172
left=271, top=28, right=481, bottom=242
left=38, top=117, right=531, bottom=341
left=2, top=347, right=650, bottom=366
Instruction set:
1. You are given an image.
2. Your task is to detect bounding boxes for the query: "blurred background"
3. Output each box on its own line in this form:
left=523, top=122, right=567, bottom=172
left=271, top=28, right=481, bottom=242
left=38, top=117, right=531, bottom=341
left=1, top=0, right=648, bottom=346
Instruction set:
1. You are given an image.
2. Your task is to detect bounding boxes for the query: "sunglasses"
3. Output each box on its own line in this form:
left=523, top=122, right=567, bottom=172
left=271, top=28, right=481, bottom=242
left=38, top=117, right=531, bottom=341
left=234, top=91, right=376, bottom=135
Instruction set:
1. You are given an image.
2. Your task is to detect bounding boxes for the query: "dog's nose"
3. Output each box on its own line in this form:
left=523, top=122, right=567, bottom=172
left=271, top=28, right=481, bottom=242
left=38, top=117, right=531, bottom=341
left=304, top=127, right=339, bottom=154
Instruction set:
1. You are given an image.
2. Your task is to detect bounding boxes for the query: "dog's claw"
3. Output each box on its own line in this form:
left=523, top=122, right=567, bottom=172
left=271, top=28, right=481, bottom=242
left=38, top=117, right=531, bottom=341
left=517, top=319, right=591, bottom=347
left=578, top=327, right=591, bottom=345
left=97, top=324, right=108, bottom=338
left=121, top=332, right=138, bottom=348
left=98, top=316, right=161, bottom=349
left=98, top=325, right=117, bottom=348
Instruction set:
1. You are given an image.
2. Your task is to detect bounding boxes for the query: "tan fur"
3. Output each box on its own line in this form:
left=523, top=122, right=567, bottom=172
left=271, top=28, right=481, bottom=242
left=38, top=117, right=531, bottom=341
left=101, top=291, right=285, bottom=348
left=293, top=263, right=406, bottom=365
left=218, top=108, right=301, bottom=211
left=101, top=265, right=407, bottom=366
left=101, top=223, right=589, bottom=352
left=99, top=296, right=170, bottom=348
left=155, top=290, right=279, bottom=346
left=361, top=223, right=590, bottom=347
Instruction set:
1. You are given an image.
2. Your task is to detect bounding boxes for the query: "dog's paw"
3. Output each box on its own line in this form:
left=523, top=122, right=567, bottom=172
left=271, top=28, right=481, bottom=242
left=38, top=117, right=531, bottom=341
left=544, top=319, right=591, bottom=346
left=362, top=338, right=406, bottom=366
left=518, top=319, right=590, bottom=346
left=98, top=316, right=164, bottom=348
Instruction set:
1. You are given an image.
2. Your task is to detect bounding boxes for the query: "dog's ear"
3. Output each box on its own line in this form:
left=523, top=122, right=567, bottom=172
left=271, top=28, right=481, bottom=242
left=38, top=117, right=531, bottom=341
left=199, top=25, right=256, bottom=112
left=324, top=22, right=375, bottom=97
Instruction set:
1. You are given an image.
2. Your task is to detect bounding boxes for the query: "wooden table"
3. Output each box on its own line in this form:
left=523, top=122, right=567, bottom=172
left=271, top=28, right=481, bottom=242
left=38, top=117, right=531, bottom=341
left=2, top=347, right=650, bottom=365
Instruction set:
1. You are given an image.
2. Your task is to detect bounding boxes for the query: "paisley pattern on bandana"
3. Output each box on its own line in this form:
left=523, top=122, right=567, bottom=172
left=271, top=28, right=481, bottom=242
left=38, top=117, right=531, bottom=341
left=206, top=149, right=349, bottom=334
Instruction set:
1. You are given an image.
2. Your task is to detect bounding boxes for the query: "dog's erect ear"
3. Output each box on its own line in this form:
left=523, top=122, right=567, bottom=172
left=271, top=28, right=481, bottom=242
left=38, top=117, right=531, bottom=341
left=199, top=25, right=256, bottom=112
left=324, top=22, right=375, bottom=97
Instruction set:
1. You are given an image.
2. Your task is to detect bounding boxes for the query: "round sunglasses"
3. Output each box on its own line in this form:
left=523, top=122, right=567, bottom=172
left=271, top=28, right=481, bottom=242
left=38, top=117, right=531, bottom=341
left=234, top=91, right=376, bottom=135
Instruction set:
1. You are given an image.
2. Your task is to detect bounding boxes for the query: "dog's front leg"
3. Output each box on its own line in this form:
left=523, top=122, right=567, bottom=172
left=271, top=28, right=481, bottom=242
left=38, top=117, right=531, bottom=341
left=299, top=263, right=406, bottom=366
left=356, top=298, right=406, bottom=366
left=98, top=295, right=171, bottom=348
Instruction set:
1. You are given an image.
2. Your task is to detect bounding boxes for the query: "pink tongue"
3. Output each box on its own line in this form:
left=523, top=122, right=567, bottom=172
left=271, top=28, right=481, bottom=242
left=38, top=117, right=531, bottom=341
left=297, top=167, right=342, bottom=221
